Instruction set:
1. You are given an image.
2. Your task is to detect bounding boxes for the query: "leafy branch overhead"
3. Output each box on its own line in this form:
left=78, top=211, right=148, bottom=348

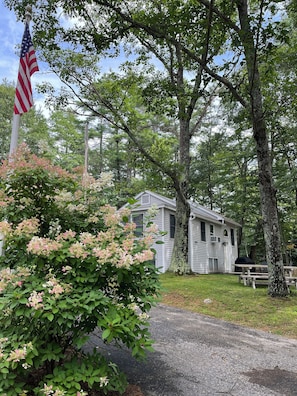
left=4, top=0, right=297, bottom=294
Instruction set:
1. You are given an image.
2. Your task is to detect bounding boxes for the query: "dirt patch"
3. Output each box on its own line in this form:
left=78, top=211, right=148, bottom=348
left=93, top=384, right=144, bottom=396
left=243, top=367, right=297, bottom=396
left=122, top=385, right=144, bottom=396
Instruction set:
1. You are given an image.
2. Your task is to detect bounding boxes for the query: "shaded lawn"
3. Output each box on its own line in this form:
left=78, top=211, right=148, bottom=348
left=159, top=273, right=297, bottom=338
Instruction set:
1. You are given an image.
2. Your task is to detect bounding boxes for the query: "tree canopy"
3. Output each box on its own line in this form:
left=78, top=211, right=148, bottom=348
left=3, top=0, right=297, bottom=294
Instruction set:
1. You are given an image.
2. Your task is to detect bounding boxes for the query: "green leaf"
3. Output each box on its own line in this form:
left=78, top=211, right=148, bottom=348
left=102, top=328, right=111, bottom=340
left=47, top=313, right=54, bottom=322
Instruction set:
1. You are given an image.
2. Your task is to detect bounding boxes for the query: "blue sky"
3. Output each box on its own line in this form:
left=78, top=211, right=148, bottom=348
left=0, top=1, right=25, bottom=84
left=0, top=0, right=134, bottom=115
left=0, top=1, right=54, bottom=113
left=0, top=1, right=167, bottom=118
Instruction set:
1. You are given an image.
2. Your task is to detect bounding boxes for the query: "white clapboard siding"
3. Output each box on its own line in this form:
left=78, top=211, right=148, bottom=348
left=122, top=191, right=241, bottom=274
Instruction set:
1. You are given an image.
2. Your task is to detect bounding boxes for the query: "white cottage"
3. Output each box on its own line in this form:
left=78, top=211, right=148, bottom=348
left=126, top=190, right=241, bottom=274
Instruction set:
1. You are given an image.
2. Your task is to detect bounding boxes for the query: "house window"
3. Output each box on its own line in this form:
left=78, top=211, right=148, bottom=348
left=170, top=214, right=176, bottom=239
left=201, top=221, right=206, bottom=242
left=132, top=213, right=143, bottom=237
left=231, top=228, right=235, bottom=246
left=209, top=258, right=219, bottom=272
left=210, top=224, right=214, bottom=236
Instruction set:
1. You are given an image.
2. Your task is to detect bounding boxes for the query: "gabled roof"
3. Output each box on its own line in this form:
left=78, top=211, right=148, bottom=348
left=132, top=191, right=241, bottom=228
left=134, top=190, right=176, bottom=210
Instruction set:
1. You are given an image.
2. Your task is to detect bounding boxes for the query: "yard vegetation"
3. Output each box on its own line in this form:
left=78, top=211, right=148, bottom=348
left=0, top=147, right=160, bottom=396
left=160, top=273, right=297, bottom=339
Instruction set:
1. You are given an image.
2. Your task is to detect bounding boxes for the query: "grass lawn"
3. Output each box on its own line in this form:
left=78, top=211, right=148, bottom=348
left=159, top=273, right=297, bottom=339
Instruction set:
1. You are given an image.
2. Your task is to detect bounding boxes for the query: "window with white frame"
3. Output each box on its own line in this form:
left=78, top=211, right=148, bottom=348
left=209, top=258, right=218, bottom=272
left=132, top=213, right=144, bottom=237
left=210, top=224, right=214, bottom=236
left=231, top=228, right=235, bottom=246
left=201, top=221, right=206, bottom=241
left=170, top=214, right=176, bottom=239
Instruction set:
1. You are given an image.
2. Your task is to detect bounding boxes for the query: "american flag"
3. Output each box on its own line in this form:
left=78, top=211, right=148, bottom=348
left=14, top=22, right=39, bottom=115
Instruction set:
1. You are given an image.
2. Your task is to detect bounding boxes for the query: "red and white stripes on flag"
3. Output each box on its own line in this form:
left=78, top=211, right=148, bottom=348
left=14, top=22, right=39, bottom=115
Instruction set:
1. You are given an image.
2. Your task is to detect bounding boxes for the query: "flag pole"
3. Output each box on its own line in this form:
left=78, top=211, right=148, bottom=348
left=9, top=114, right=21, bottom=156
left=9, top=6, right=33, bottom=157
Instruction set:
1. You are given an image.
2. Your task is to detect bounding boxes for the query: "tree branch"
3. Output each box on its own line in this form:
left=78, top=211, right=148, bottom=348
left=94, top=0, right=248, bottom=108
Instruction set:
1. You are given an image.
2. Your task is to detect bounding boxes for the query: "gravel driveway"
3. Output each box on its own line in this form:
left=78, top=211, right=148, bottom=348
left=86, top=304, right=297, bottom=396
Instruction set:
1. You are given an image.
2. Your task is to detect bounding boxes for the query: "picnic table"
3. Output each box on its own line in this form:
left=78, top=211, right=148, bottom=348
left=234, top=264, right=297, bottom=289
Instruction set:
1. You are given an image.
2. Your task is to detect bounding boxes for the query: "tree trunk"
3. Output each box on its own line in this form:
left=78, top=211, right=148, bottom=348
left=170, top=195, right=191, bottom=274
left=236, top=0, right=288, bottom=296
left=168, top=41, right=194, bottom=273
left=169, top=117, right=192, bottom=273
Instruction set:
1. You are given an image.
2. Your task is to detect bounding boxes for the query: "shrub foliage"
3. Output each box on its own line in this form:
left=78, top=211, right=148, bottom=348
left=0, top=146, right=160, bottom=395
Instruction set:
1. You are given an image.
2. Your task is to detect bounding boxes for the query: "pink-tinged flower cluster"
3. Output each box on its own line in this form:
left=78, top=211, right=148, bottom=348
left=0, top=220, right=12, bottom=236
left=0, top=191, right=14, bottom=208
left=79, top=232, right=96, bottom=246
left=96, top=229, right=116, bottom=244
left=145, top=223, right=159, bottom=234
left=27, top=237, right=62, bottom=257
left=54, top=190, right=73, bottom=209
left=43, top=278, right=65, bottom=297
left=100, top=205, right=121, bottom=227
left=140, top=223, right=159, bottom=248
left=121, top=238, right=135, bottom=251
left=0, top=268, right=14, bottom=292
left=62, top=265, right=72, bottom=274
left=41, top=384, right=66, bottom=396
left=7, top=343, right=33, bottom=363
left=124, top=222, right=136, bottom=234
left=93, top=247, right=113, bottom=262
left=118, top=207, right=131, bottom=220
left=88, top=214, right=99, bottom=223
left=68, top=203, right=86, bottom=213
left=84, top=171, right=113, bottom=192
left=141, top=234, right=154, bottom=248
left=76, top=391, right=88, bottom=396
left=103, top=212, right=121, bottom=227
left=56, top=230, right=76, bottom=241
left=69, top=242, right=88, bottom=259
left=117, top=250, right=134, bottom=268
left=27, top=291, right=44, bottom=310
left=0, top=267, right=30, bottom=293
left=1, top=144, right=74, bottom=182
left=15, top=218, right=40, bottom=237
left=134, top=250, right=154, bottom=263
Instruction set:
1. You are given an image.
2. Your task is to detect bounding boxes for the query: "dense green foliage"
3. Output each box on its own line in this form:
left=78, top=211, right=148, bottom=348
left=0, top=146, right=161, bottom=395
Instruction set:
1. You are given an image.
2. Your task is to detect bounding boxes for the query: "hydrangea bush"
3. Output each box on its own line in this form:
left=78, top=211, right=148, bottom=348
left=0, top=146, right=161, bottom=395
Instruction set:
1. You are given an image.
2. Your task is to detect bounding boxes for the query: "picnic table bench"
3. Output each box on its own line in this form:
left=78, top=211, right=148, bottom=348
left=236, top=264, right=297, bottom=289
left=239, top=273, right=269, bottom=289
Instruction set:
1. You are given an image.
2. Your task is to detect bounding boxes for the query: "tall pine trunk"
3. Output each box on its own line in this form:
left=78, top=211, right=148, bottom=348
left=236, top=0, right=288, bottom=296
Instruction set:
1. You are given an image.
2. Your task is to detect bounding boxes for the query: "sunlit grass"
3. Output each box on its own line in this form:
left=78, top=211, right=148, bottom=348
left=159, top=273, right=297, bottom=338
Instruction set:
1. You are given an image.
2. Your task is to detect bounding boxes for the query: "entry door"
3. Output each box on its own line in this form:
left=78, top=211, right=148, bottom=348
left=223, top=242, right=231, bottom=272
